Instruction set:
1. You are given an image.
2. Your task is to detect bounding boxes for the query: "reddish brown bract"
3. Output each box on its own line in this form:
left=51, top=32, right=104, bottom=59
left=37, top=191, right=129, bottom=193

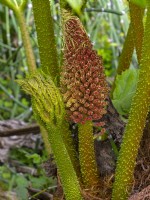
left=61, top=16, right=108, bottom=124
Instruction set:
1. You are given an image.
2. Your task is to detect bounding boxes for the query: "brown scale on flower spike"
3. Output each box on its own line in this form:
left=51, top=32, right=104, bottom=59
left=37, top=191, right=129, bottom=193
left=61, top=14, right=108, bottom=125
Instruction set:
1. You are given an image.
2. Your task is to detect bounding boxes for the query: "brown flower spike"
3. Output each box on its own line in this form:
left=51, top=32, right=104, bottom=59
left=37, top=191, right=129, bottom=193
left=61, top=14, right=108, bottom=125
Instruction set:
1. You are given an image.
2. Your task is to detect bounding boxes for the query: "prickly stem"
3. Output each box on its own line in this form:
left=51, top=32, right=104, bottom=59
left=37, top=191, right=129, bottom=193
left=111, top=24, right=134, bottom=96
left=14, top=8, right=36, bottom=73
left=129, top=2, right=144, bottom=63
left=78, top=121, right=100, bottom=187
left=111, top=3, right=144, bottom=97
left=31, top=0, right=59, bottom=82
left=112, top=1, right=150, bottom=199
left=18, top=72, right=83, bottom=200
left=61, top=120, right=81, bottom=179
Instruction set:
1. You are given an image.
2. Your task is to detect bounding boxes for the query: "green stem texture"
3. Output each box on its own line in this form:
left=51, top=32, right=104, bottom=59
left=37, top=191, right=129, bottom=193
left=15, top=9, right=36, bottom=73
left=112, top=1, right=150, bottom=199
left=78, top=121, right=99, bottom=187
left=18, top=73, right=83, bottom=200
left=31, top=1, right=81, bottom=177
left=116, top=24, right=134, bottom=75
left=129, top=2, right=144, bottom=63
left=47, top=126, right=83, bottom=200
left=61, top=120, right=81, bottom=179
left=111, top=24, right=134, bottom=96
left=14, top=6, right=53, bottom=156
left=31, top=0, right=59, bottom=81
left=111, top=3, right=144, bottom=96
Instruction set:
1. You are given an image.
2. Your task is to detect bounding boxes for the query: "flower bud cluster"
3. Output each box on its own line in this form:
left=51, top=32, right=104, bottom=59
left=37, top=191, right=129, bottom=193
left=61, top=16, right=108, bottom=124
left=18, top=72, right=65, bottom=128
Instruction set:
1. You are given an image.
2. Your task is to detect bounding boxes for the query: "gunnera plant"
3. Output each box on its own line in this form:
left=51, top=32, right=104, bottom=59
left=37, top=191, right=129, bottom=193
left=60, top=11, right=108, bottom=187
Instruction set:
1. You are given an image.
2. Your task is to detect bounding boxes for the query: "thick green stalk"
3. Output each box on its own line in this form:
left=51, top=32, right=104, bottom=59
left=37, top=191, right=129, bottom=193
left=31, top=0, right=59, bottom=82
left=18, top=72, right=83, bottom=200
left=31, top=1, right=80, bottom=176
left=15, top=7, right=53, bottom=155
left=117, top=24, right=134, bottom=75
left=14, top=5, right=54, bottom=152
left=61, top=120, right=81, bottom=179
left=6, top=2, right=52, bottom=154
left=129, top=2, right=144, bottom=63
left=78, top=121, right=99, bottom=187
left=111, top=3, right=144, bottom=96
left=47, top=126, right=82, bottom=200
left=16, top=0, right=80, bottom=181
left=15, top=9, right=36, bottom=73
left=112, top=1, right=150, bottom=199
left=0, top=1, right=53, bottom=155
left=111, top=24, right=134, bottom=96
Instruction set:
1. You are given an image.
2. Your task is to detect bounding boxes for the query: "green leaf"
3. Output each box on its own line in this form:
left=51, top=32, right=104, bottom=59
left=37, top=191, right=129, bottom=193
left=112, top=68, right=139, bottom=116
left=15, top=175, right=29, bottom=200
left=66, top=0, right=83, bottom=14
left=27, top=153, right=42, bottom=164
left=29, top=176, right=54, bottom=189
left=130, top=0, right=146, bottom=8
left=2, top=172, right=11, bottom=179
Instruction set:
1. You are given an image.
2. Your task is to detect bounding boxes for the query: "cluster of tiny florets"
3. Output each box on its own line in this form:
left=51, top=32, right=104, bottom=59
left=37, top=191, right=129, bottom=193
left=61, top=16, right=108, bottom=124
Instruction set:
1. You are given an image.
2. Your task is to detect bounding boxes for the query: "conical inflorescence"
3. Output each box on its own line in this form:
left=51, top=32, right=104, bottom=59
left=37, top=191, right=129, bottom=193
left=61, top=13, right=108, bottom=125
left=60, top=12, right=108, bottom=188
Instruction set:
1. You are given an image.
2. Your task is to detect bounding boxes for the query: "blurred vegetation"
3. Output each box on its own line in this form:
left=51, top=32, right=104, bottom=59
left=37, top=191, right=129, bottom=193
left=112, top=68, right=139, bottom=117
left=0, top=0, right=139, bottom=199
left=0, top=147, right=56, bottom=200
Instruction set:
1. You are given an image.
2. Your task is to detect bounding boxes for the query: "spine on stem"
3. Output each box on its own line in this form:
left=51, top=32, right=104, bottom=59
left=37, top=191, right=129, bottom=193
left=111, top=25, right=134, bottom=96
left=116, top=25, right=134, bottom=75
left=78, top=121, right=99, bottom=186
left=112, top=1, right=150, bottom=199
left=31, top=0, right=78, bottom=165
left=2, top=1, right=53, bottom=154
left=31, top=0, right=59, bottom=82
left=61, top=120, right=81, bottom=179
left=129, top=1, right=144, bottom=63
left=18, top=72, right=83, bottom=200
left=14, top=9, right=36, bottom=73
left=111, top=3, right=144, bottom=96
